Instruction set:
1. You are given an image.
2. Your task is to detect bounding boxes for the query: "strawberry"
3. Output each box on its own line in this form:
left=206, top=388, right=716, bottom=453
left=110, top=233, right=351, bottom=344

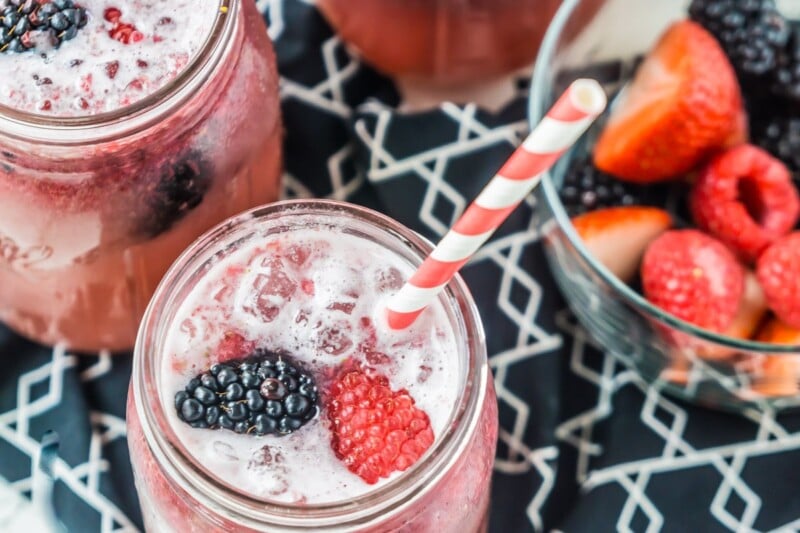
left=571, top=206, right=672, bottom=282
left=690, top=144, right=800, bottom=262
left=641, top=230, right=744, bottom=332
left=593, top=20, right=742, bottom=183
left=327, top=367, right=434, bottom=484
left=749, top=319, right=800, bottom=397
left=722, top=102, right=749, bottom=149
left=756, top=232, right=800, bottom=328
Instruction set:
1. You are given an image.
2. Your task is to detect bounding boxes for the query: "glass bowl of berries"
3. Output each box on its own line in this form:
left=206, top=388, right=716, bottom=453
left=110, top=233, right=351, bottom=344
left=530, top=0, right=800, bottom=411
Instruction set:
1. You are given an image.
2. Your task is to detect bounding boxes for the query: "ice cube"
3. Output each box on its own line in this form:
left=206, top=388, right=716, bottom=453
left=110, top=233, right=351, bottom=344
left=375, top=266, right=404, bottom=293
left=316, top=321, right=354, bottom=356
left=327, top=301, right=356, bottom=315
left=179, top=318, right=198, bottom=339
left=236, top=259, right=297, bottom=322
left=365, top=350, right=391, bottom=366
left=418, top=365, right=433, bottom=383
left=248, top=445, right=286, bottom=471
left=212, top=441, right=238, bottom=462
left=285, top=244, right=310, bottom=266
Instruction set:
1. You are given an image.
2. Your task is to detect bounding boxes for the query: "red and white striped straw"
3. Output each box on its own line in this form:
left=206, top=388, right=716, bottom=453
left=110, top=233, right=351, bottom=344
left=386, top=79, right=607, bottom=330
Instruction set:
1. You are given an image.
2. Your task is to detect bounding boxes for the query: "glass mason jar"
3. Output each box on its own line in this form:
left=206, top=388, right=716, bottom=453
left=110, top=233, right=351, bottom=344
left=127, top=200, right=499, bottom=532
left=0, top=0, right=282, bottom=352
left=317, top=0, right=564, bottom=86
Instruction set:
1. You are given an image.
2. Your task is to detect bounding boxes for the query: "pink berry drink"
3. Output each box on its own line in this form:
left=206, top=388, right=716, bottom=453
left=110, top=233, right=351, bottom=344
left=127, top=200, right=498, bottom=532
left=0, top=0, right=282, bottom=351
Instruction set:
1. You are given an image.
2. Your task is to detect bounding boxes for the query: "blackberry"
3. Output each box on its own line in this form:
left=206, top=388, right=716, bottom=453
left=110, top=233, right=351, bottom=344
left=0, top=0, right=88, bottom=53
left=751, top=114, right=800, bottom=187
left=139, top=151, right=212, bottom=238
left=689, top=0, right=789, bottom=84
left=559, top=157, right=647, bottom=216
left=174, top=350, right=319, bottom=437
left=772, top=23, right=800, bottom=105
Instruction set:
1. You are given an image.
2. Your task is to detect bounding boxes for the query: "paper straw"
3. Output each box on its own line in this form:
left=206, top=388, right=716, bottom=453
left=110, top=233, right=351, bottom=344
left=386, top=79, right=607, bottom=330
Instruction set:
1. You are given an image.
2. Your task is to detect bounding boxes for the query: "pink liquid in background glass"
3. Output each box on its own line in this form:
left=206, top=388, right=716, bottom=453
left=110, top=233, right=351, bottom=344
left=127, top=224, right=498, bottom=532
left=317, top=0, right=562, bottom=85
left=0, top=0, right=282, bottom=351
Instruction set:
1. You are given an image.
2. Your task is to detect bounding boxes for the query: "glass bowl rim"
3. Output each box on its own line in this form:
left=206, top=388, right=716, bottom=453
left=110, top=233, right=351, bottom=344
left=528, top=0, right=800, bottom=354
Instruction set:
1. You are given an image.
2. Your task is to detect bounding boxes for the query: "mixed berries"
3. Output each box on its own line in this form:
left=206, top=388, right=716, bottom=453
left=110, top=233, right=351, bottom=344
left=559, top=156, right=651, bottom=216
left=0, top=0, right=88, bottom=53
left=566, top=0, right=800, bottom=395
left=174, top=345, right=435, bottom=484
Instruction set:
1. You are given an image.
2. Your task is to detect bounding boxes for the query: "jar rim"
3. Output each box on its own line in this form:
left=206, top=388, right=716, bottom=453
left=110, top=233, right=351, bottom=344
left=0, top=0, right=234, bottom=142
left=132, top=199, right=490, bottom=530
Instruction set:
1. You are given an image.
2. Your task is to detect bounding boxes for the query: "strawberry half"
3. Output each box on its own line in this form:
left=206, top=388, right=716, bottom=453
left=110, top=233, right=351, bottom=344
left=750, top=319, right=800, bottom=397
left=593, top=20, right=742, bottom=183
left=695, top=271, right=767, bottom=360
left=641, top=229, right=744, bottom=332
left=327, top=366, right=434, bottom=484
left=571, top=206, right=672, bottom=283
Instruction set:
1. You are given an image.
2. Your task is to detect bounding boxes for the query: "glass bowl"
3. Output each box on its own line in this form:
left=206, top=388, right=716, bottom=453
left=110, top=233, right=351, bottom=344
left=528, top=0, right=800, bottom=412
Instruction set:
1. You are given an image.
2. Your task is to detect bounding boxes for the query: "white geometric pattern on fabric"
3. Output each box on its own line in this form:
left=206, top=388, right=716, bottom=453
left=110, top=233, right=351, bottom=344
left=356, top=101, right=527, bottom=236
left=0, top=346, right=138, bottom=533
left=556, top=309, right=800, bottom=532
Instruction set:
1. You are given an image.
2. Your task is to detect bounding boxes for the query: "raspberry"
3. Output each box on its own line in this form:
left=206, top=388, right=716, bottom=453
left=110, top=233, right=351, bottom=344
left=104, top=6, right=143, bottom=44
left=327, top=367, right=434, bottom=484
left=215, top=331, right=255, bottom=363
left=689, top=144, right=800, bottom=262
left=756, top=231, right=800, bottom=328
left=642, top=229, right=745, bottom=332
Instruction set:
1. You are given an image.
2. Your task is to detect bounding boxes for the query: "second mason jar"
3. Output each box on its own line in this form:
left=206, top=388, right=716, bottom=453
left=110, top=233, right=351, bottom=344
left=0, top=0, right=282, bottom=351
left=317, top=0, right=563, bottom=86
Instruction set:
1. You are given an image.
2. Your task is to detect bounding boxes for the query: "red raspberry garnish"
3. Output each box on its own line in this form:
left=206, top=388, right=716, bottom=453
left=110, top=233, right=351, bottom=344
left=757, top=232, right=800, bottom=329
left=327, top=367, right=434, bottom=484
left=104, top=7, right=122, bottom=23
left=105, top=60, right=119, bottom=79
left=105, top=7, right=143, bottom=44
left=642, top=229, right=745, bottom=332
left=689, top=144, right=800, bottom=262
left=215, top=331, right=255, bottom=363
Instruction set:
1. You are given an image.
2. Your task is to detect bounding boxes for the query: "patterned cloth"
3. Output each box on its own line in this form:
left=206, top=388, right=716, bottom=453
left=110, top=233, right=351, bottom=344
left=1, top=1, right=800, bottom=532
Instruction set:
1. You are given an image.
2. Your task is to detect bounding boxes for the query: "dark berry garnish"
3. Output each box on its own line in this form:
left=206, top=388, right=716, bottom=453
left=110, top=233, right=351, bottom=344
left=752, top=114, right=800, bottom=189
left=0, top=0, right=88, bottom=54
left=689, top=0, right=790, bottom=86
left=772, top=23, right=800, bottom=106
left=138, top=151, right=213, bottom=238
left=173, top=350, right=319, bottom=436
left=559, top=156, right=651, bottom=216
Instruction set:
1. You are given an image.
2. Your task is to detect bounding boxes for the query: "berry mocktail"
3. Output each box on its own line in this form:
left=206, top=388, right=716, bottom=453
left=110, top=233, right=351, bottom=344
left=128, top=200, right=498, bottom=531
left=0, top=0, right=282, bottom=350
left=317, top=0, right=562, bottom=85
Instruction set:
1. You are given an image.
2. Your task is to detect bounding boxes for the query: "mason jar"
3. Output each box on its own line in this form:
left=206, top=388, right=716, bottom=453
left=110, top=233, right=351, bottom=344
left=317, top=0, right=564, bottom=86
left=0, top=0, right=282, bottom=351
left=127, top=200, right=499, bottom=532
